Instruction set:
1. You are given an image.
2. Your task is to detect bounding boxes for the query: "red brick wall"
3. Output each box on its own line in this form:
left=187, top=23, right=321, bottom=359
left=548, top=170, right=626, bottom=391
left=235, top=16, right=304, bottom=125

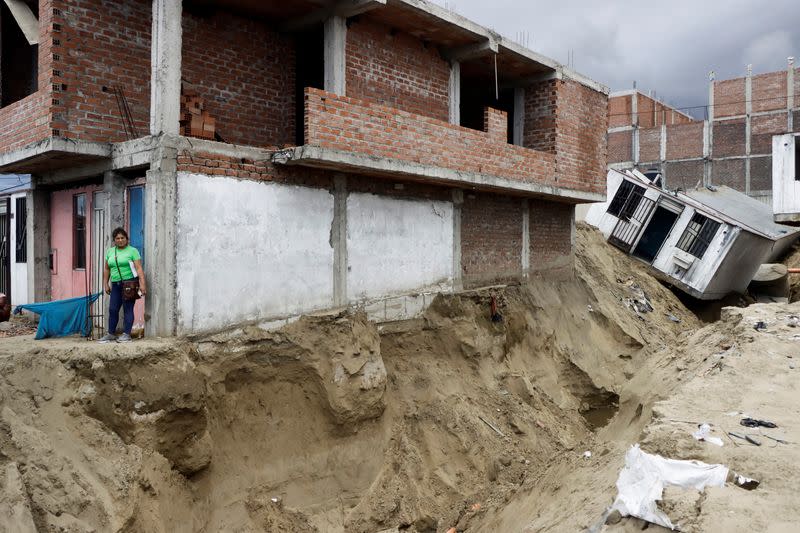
left=637, top=94, right=654, bottom=128
left=666, top=122, right=704, bottom=159
left=0, top=0, right=53, bottom=154
left=711, top=158, right=746, bottom=191
left=304, top=88, right=558, bottom=189
left=752, top=71, right=787, bottom=113
left=607, top=130, right=632, bottom=163
left=523, top=79, right=557, bottom=153
left=665, top=160, right=703, bottom=190
left=54, top=0, right=151, bottom=142
left=554, top=79, right=608, bottom=194
left=751, top=114, right=788, bottom=155
left=530, top=199, right=573, bottom=277
left=346, top=19, right=449, bottom=122
left=182, top=10, right=295, bottom=148
left=608, top=94, right=632, bottom=128
left=714, top=78, right=745, bottom=118
left=461, top=193, right=522, bottom=287
left=750, top=156, right=772, bottom=192
left=484, top=107, right=508, bottom=142
left=712, top=119, right=746, bottom=157
left=638, top=126, right=661, bottom=162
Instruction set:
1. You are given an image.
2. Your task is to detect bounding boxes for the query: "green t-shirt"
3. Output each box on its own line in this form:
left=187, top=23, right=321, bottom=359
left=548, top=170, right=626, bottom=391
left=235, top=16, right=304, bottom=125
left=106, top=246, right=141, bottom=282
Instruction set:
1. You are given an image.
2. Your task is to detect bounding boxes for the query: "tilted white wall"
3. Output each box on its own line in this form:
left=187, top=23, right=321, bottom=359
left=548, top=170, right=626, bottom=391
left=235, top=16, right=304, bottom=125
left=347, top=193, right=453, bottom=301
left=10, top=193, right=29, bottom=306
left=773, top=133, right=799, bottom=219
left=585, top=170, right=662, bottom=238
left=175, top=174, right=335, bottom=334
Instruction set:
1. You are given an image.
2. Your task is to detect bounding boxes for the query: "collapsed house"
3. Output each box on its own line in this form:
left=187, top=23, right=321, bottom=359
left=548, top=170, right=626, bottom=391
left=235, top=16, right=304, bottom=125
left=586, top=169, right=800, bottom=300
left=0, top=0, right=608, bottom=336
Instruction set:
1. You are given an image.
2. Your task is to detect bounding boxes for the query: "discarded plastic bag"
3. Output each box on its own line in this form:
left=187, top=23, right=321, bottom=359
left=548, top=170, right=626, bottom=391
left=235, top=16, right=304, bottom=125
left=611, top=444, right=729, bottom=530
left=692, top=423, right=724, bottom=446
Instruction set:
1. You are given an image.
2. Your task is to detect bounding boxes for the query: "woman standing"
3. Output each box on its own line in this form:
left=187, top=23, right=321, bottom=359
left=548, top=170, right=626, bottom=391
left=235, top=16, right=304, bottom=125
left=98, top=227, right=147, bottom=343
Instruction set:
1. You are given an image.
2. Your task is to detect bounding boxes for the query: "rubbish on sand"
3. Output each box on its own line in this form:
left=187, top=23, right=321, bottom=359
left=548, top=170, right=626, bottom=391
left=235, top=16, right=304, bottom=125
left=692, top=423, right=724, bottom=446
left=583, top=451, right=592, bottom=458
left=754, top=321, right=767, bottom=331
left=667, top=314, right=681, bottom=323
left=477, top=415, right=505, bottom=438
left=728, top=432, right=761, bottom=446
left=610, top=445, right=729, bottom=530
left=740, top=418, right=777, bottom=429
left=728, top=472, right=760, bottom=490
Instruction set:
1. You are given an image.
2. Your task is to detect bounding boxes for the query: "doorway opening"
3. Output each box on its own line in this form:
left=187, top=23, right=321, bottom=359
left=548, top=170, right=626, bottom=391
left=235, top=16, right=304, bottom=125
left=632, top=206, right=680, bottom=263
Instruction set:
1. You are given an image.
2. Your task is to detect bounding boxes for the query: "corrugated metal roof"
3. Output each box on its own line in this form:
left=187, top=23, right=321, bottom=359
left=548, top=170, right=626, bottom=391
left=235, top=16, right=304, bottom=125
left=682, top=185, right=799, bottom=241
left=0, top=174, right=32, bottom=195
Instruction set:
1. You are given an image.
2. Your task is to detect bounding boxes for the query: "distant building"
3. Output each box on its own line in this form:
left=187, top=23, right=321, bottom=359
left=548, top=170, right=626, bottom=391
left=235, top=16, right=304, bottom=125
left=608, top=60, right=799, bottom=206
left=586, top=169, right=800, bottom=300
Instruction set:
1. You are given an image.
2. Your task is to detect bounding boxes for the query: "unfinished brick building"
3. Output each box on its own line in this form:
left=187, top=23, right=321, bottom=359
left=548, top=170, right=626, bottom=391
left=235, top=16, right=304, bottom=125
left=0, top=0, right=608, bottom=336
left=608, top=61, right=799, bottom=204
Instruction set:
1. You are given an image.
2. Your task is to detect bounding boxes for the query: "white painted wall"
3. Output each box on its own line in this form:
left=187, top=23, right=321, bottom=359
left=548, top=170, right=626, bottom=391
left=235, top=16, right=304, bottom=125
left=9, top=193, right=29, bottom=306
left=175, top=174, right=335, bottom=334
left=773, top=133, right=799, bottom=219
left=347, top=193, right=453, bottom=302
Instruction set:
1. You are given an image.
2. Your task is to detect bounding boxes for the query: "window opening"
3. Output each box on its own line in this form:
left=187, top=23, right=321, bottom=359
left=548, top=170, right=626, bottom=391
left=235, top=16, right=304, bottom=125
left=15, top=196, right=26, bottom=263
left=459, top=75, right=514, bottom=143
left=676, top=213, right=720, bottom=259
left=1, top=1, right=39, bottom=107
left=607, top=180, right=645, bottom=221
left=73, top=193, right=86, bottom=269
left=294, top=27, right=324, bottom=145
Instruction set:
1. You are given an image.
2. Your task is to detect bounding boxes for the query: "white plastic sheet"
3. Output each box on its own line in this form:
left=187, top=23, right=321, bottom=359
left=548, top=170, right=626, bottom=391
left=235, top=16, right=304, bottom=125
left=611, top=445, right=729, bottom=530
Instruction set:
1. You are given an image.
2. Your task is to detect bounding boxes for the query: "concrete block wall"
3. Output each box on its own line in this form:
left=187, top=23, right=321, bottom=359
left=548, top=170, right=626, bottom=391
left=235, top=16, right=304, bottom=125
left=182, top=9, right=296, bottom=147
left=345, top=18, right=450, bottom=122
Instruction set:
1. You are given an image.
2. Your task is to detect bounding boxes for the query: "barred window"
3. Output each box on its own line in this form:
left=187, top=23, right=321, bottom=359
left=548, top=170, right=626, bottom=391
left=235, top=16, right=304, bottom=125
left=607, top=180, right=645, bottom=221
left=15, top=197, right=26, bottom=263
left=676, top=213, right=720, bottom=259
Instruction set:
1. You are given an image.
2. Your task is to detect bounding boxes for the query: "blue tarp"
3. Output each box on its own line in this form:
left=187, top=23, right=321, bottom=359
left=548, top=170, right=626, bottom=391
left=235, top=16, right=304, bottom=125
left=14, top=293, right=102, bottom=340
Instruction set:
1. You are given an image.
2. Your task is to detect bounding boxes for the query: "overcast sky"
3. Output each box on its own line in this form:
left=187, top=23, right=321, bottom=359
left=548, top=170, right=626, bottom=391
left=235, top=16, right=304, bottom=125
left=433, top=0, right=800, bottom=118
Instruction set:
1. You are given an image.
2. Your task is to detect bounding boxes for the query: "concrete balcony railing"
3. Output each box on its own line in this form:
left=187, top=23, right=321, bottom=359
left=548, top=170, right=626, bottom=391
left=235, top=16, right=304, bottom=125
left=272, top=88, right=603, bottom=203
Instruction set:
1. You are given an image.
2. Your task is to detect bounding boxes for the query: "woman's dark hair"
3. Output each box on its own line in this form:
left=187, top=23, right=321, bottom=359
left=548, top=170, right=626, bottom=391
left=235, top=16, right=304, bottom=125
left=112, top=227, right=129, bottom=239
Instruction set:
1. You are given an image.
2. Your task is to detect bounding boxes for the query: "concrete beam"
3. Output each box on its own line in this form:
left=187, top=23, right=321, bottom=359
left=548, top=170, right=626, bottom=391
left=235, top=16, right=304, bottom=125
left=324, top=16, right=347, bottom=95
left=441, top=35, right=498, bottom=61
left=26, top=186, right=50, bottom=304
left=3, top=0, right=38, bottom=45
left=521, top=199, right=530, bottom=275
left=273, top=145, right=605, bottom=203
left=332, top=174, right=348, bottom=307
left=451, top=189, right=463, bottom=291
left=499, top=70, right=561, bottom=90
left=0, top=138, right=111, bottom=172
left=448, top=61, right=460, bottom=125
left=282, top=0, right=386, bottom=32
left=150, top=0, right=182, bottom=136
left=513, top=87, right=525, bottom=146
left=144, top=142, right=179, bottom=337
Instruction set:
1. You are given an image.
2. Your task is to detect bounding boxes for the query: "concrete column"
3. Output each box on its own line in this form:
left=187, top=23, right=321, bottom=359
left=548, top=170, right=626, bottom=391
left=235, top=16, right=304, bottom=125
left=150, top=0, right=183, bottom=136
left=144, top=144, right=178, bottom=336
left=103, top=171, right=126, bottom=231
left=631, top=93, right=639, bottom=166
left=512, top=87, right=525, bottom=146
left=449, top=61, right=461, bottom=125
left=332, top=174, right=348, bottom=307
left=521, top=199, right=530, bottom=276
left=706, top=71, right=715, bottom=186
left=745, top=64, right=752, bottom=193
left=788, top=57, right=795, bottom=131
left=26, top=186, right=51, bottom=304
left=451, top=189, right=463, bottom=291
left=324, top=16, right=347, bottom=95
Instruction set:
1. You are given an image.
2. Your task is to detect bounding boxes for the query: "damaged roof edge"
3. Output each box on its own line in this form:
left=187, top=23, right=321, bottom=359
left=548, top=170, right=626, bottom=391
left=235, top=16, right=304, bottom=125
left=392, top=0, right=609, bottom=94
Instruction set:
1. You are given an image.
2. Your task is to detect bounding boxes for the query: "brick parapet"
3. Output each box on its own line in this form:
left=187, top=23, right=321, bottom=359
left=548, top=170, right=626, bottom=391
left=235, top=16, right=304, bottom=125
left=303, top=87, right=567, bottom=191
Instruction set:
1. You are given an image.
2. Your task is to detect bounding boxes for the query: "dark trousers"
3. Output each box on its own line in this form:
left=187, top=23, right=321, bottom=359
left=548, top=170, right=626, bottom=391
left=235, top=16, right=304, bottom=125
left=109, top=281, right=135, bottom=335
